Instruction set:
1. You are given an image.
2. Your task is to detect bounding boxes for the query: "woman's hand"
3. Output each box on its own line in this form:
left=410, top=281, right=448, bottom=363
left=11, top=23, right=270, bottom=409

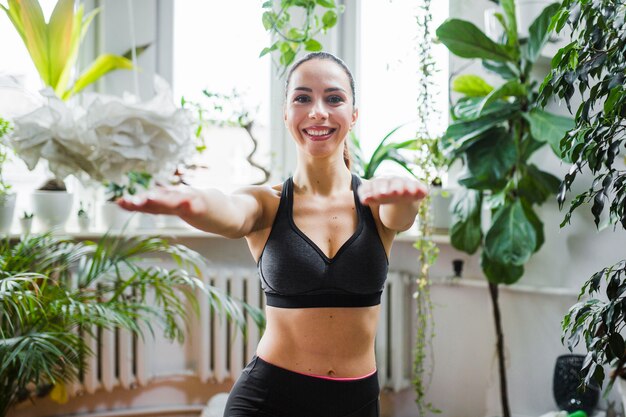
left=357, top=176, right=428, bottom=206
left=117, top=186, right=206, bottom=217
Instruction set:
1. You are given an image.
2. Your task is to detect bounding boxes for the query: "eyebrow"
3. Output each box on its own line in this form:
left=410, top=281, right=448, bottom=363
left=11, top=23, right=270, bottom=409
left=293, top=87, right=347, bottom=94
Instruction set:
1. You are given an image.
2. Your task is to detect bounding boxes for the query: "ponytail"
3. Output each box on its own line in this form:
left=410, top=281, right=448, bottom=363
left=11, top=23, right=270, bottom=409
left=343, top=141, right=352, bottom=171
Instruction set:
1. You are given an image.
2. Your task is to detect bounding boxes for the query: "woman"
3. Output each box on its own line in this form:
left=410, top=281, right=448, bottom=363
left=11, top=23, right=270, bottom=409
left=118, top=52, right=427, bottom=417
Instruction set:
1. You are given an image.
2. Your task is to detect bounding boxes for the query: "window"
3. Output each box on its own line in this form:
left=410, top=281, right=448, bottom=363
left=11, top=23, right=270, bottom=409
left=357, top=0, right=449, bottom=173
left=1, top=0, right=60, bottom=210
left=172, top=1, right=272, bottom=191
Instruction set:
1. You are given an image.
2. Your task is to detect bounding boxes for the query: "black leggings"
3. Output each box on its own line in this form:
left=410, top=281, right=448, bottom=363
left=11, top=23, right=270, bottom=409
left=223, top=355, right=380, bottom=417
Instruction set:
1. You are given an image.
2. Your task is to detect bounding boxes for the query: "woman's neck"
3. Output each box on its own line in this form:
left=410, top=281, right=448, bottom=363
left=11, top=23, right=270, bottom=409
left=293, top=159, right=352, bottom=196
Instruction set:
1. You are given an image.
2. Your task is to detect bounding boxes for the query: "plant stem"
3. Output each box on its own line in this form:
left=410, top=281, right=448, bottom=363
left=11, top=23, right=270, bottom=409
left=488, top=282, right=510, bottom=417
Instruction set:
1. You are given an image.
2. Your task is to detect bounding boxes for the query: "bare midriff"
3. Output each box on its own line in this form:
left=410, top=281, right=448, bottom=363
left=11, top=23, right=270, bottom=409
left=255, top=304, right=380, bottom=378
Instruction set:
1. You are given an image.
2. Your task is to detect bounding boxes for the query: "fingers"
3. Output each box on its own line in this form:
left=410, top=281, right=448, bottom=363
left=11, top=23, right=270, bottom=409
left=116, top=187, right=182, bottom=215
left=359, top=177, right=428, bottom=205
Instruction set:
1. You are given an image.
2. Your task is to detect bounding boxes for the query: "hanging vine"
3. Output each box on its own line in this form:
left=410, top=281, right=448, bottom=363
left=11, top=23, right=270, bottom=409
left=412, top=0, right=445, bottom=414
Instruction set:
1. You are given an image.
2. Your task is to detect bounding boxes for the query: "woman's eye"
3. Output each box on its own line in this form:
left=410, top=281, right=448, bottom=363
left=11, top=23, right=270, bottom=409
left=327, top=95, right=344, bottom=104
left=294, top=95, right=310, bottom=103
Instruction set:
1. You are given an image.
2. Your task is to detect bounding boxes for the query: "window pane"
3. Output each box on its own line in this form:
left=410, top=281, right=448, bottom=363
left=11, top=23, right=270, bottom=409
left=358, top=1, right=449, bottom=170
left=1, top=0, right=65, bottom=215
left=173, top=1, right=271, bottom=190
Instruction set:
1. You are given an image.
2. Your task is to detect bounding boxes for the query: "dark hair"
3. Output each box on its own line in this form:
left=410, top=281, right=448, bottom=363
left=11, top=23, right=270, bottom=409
left=284, top=52, right=356, bottom=170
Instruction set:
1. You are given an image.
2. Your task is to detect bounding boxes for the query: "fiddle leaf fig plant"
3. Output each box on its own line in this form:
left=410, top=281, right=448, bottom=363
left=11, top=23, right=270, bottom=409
left=260, top=0, right=344, bottom=74
left=540, top=0, right=626, bottom=394
left=435, top=1, right=573, bottom=415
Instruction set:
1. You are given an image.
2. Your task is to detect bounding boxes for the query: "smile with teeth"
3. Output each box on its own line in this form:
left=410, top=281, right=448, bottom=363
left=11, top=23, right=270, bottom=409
left=303, top=127, right=336, bottom=140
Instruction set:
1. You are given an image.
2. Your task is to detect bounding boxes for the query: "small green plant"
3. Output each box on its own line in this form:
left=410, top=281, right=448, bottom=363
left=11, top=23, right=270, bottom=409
left=105, top=171, right=152, bottom=202
left=77, top=202, right=89, bottom=218
left=260, top=0, right=344, bottom=75
left=20, top=211, right=33, bottom=220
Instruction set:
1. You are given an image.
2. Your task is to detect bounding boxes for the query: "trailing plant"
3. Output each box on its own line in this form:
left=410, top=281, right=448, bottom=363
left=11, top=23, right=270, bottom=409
left=540, top=0, right=626, bottom=394
left=1, top=0, right=132, bottom=100
left=410, top=0, right=447, bottom=414
left=0, top=232, right=265, bottom=415
left=435, top=1, right=573, bottom=415
left=260, top=0, right=344, bottom=75
left=182, top=90, right=271, bottom=185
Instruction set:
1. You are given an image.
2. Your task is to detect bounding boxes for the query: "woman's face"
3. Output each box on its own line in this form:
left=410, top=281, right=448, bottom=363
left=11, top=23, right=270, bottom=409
left=284, top=59, right=358, bottom=162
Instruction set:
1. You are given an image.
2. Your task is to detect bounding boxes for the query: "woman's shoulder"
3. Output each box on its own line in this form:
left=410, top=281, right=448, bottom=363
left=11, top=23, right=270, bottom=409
left=232, top=182, right=283, bottom=205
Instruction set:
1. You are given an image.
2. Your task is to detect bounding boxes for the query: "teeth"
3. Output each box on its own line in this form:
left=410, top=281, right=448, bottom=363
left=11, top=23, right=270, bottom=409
left=305, top=129, right=331, bottom=136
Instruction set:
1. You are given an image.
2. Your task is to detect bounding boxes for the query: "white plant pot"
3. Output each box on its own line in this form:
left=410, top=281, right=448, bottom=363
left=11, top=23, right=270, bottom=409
left=0, top=194, right=16, bottom=234
left=101, top=202, right=134, bottom=231
left=430, top=187, right=453, bottom=232
left=78, top=216, right=91, bottom=232
left=136, top=213, right=158, bottom=230
left=32, top=191, right=74, bottom=231
left=19, top=217, right=33, bottom=234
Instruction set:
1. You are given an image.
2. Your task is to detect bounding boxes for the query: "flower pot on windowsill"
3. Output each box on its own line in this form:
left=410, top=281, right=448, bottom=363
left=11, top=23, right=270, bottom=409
left=32, top=179, right=74, bottom=231
left=429, top=186, right=454, bottom=233
left=0, top=193, right=16, bottom=234
left=100, top=201, right=134, bottom=231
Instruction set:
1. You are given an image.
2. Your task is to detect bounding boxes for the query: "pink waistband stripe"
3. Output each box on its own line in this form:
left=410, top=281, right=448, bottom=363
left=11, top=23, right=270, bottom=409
left=293, top=367, right=377, bottom=381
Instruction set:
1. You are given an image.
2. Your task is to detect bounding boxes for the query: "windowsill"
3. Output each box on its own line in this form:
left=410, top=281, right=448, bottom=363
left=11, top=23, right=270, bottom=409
left=5, top=227, right=452, bottom=243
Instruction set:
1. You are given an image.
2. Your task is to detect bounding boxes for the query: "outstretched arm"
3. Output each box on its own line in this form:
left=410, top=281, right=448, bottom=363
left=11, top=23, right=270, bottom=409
left=357, top=176, right=428, bottom=232
left=117, top=186, right=266, bottom=238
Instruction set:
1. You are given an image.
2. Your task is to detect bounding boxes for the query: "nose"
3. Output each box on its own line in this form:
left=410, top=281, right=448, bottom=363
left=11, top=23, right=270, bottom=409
left=308, top=100, right=328, bottom=120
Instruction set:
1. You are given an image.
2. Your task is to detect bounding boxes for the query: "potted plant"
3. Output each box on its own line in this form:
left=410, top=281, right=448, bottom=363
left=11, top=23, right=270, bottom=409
left=435, top=0, right=572, bottom=415
left=18, top=211, right=33, bottom=234
left=0, top=232, right=264, bottom=414
left=0, top=118, right=15, bottom=234
left=77, top=202, right=90, bottom=232
left=541, top=0, right=626, bottom=408
left=101, top=171, right=152, bottom=231
left=1, top=0, right=135, bottom=227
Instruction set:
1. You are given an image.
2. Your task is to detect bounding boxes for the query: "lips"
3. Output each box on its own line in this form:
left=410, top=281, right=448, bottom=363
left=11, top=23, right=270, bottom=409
left=302, top=127, right=337, bottom=141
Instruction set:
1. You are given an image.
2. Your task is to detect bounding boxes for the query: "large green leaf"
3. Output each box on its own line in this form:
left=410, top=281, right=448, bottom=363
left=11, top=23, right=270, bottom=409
left=458, top=127, right=517, bottom=190
left=436, top=18, right=514, bottom=62
left=518, top=164, right=561, bottom=205
left=525, top=2, right=560, bottom=63
left=482, top=60, right=519, bottom=80
left=478, top=80, right=527, bottom=115
left=481, top=252, right=524, bottom=284
left=484, top=200, right=537, bottom=266
left=521, top=199, right=545, bottom=252
left=65, top=54, right=133, bottom=99
left=48, top=0, right=75, bottom=95
left=449, top=188, right=483, bottom=254
left=442, top=103, right=519, bottom=158
left=523, top=109, right=574, bottom=158
left=452, top=75, right=494, bottom=97
left=10, top=0, right=50, bottom=85
left=500, top=0, right=518, bottom=49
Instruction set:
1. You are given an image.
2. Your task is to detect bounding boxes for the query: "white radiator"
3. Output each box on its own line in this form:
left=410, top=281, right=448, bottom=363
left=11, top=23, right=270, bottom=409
left=67, top=268, right=413, bottom=396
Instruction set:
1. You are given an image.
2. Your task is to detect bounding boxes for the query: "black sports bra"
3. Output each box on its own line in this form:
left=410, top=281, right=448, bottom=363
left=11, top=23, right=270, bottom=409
left=257, top=174, right=389, bottom=308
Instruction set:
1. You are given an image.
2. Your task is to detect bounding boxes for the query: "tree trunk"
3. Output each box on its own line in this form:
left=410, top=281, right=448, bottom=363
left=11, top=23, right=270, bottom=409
left=488, top=282, right=510, bottom=417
